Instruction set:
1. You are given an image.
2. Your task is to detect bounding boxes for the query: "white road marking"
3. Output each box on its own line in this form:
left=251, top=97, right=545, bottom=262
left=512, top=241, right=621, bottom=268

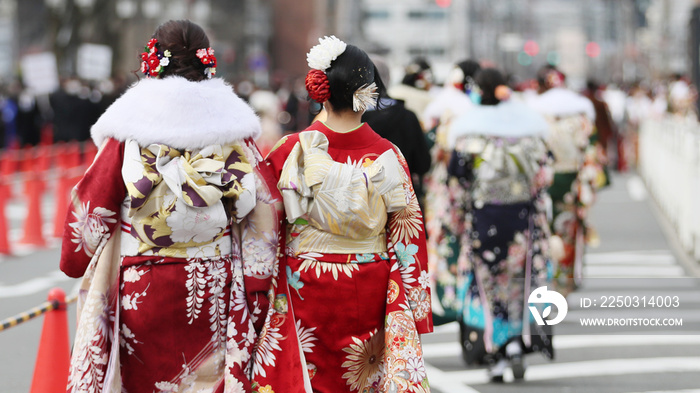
left=585, top=251, right=676, bottom=265
left=423, top=332, right=700, bottom=359
left=0, top=270, right=73, bottom=298
left=627, top=175, right=648, bottom=201
left=628, top=390, right=700, bottom=393
left=424, top=364, right=482, bottom=393
left=435, top=357, right=700, bottom=385
left=584, top=264, right=687, bottom=278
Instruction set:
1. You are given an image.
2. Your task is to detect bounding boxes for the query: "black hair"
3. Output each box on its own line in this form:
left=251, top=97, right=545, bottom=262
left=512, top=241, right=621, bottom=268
left=454, top=59, right=481, bottom=92
left=475, top=68, right=507, bottom=106
left=401, top=57, right=431, bottom=87
left=150, top=20, right=210, bottom=82
left=586, top=79, right=600, bottom=92
left=325, top=44, right=387, bottom=112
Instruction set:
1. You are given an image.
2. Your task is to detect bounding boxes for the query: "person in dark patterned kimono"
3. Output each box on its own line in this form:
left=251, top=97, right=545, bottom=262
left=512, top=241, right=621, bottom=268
left=446, top=68, right=555, bottom=382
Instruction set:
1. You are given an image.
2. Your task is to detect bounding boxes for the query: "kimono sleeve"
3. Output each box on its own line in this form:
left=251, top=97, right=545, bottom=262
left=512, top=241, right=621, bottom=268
left=60, top=138, right=125, bottom=278
left=263, top=133, right=298, bottom=181
left=387, top=146, right=434, bottom=334
left=237, top=138, right=286, bottom=334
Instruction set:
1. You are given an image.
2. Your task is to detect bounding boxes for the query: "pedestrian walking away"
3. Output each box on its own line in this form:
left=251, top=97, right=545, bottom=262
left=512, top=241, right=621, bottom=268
left=58, top=19, right=307, bottom=393
left=441, top=68, right=555, bottom=382
left=527, top=65, right=605, bottom=296
left=265, top=36, right=433, bottom=393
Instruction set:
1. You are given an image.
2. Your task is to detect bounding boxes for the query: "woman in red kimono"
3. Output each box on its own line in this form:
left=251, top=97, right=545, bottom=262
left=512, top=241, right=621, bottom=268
left=59, top=20, right=307, bottom=393
left=265, top=36, right=433, bottom=393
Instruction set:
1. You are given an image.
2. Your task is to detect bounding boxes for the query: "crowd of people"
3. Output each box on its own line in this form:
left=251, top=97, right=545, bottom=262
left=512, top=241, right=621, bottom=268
left=0, top=17, right=695, bottom=393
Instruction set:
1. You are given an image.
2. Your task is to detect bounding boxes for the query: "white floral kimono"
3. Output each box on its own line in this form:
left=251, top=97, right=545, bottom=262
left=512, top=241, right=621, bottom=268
left=59, top=76, right=310, bottom=393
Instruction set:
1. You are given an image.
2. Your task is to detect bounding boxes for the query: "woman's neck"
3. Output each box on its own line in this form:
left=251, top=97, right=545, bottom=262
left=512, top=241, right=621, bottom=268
left=323, top=107, right=363, bottom=133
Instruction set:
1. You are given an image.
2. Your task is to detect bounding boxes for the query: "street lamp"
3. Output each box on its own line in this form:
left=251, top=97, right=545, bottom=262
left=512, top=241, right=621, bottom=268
left=192, top=0, right=211, bottom=22
left=142, top=0, right=160, bottom=19
left=74, top=0, right=95, bottom=10
left=44, top=0, right=66, bottom=9
left=116, top=0, right=137, bottom=19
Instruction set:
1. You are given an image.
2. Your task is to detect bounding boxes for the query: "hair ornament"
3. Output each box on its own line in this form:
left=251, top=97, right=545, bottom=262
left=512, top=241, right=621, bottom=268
left=448, top=66, right=466, bottom=88
left=494, top=85, right=512, bottom=101
left=545, top=69, right=565, bottom=89
left=196, top=47, right=217, bottom=78
left=306, top=35, right=347, bottom=71
left=305, top=69, right=331, bottom=103
left=140, top=38, right=171, bottom=77
left=352, top=82, right=379, bottom=112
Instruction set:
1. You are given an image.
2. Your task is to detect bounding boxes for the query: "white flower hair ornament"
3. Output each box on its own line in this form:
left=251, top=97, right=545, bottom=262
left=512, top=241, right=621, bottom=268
left=352, top=82, right=379, bottom=112
left=307, top=35, right=347, bottom=71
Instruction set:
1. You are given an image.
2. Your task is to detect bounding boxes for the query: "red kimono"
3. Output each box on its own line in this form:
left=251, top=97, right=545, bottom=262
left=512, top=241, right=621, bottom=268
left=265, top=121, right=433, bottom=393
left=59, top=76, right=309, bottom=393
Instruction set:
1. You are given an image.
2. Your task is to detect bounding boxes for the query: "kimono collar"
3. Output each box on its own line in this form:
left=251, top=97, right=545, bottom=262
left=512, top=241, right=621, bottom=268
left=309, top=121, right=381, bottom=150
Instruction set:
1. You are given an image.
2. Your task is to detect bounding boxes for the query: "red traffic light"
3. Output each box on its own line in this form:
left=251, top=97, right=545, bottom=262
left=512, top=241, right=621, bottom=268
left=524, top=40, right=539, bottom=57
left=585, top=42, right=601, bottom=58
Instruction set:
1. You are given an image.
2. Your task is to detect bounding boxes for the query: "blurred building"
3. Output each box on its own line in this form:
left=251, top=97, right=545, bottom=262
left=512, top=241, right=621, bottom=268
left=1, top=0, right=697, bottom=91
left=362, top=0, right=469, bottom=84
left=640, top=0, right=696, bottom=78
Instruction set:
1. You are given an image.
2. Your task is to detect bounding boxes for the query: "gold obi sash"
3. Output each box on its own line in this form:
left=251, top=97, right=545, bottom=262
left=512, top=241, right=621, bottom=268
left=278, top=130, right=409, bottom=255
left=544, top=114, right=593, bottom=173
left=122, top=140, right=255, bottom=256
left=455, top=135, right=549, bottom=205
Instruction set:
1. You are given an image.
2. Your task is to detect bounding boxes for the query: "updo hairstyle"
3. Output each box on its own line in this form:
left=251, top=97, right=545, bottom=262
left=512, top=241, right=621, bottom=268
left=401, top=57, right=432, bottom=89
left=150, top=20, right=210, bottom=82
left=324, top=45, right=387, bottom=112
left=455, top=59, right=481, bottom=92
left=475, top=68, right=507, bottom=106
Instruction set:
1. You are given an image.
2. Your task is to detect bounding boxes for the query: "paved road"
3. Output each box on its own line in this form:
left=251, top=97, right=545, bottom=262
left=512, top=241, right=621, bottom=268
left=1, top=172, right=699, bottom=392
left=424, top=172, right=700, bottom=393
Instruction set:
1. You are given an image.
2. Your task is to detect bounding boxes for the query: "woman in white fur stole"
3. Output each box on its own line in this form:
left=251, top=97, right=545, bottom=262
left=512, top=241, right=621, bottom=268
left=59, top=19, right=309, bottom=393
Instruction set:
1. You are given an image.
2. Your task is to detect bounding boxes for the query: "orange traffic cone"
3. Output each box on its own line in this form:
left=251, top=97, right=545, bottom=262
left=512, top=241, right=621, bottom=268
left=19, top=158, right=47, bottom=247
left=30, top=288, right=70, bottom=393
left=0, top=182, right=10, bottom=255
left=0, top=149, right=18, bottom=200
left=52, top=175, right=71, bottom=239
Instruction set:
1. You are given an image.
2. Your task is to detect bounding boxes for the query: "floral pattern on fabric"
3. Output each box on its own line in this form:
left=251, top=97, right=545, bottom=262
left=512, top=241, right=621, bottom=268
left=121, top=140, right=255, bottom=257
left=264, top=122, right=432, bottom=392
left=278, top=130, right=409, bottom=256
left=544, top=114, right=604, bottom=296
left=61, top=137, right=307, bottom=393
left=429, top=134, right=555, bottom=363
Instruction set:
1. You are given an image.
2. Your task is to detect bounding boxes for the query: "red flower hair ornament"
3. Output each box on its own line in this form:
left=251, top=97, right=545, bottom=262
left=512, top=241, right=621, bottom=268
left=196, top=48, right=217, bottom=78
left=304, top=36, right=347, bottom=103
left=305, top=69, right=331, bottom=103
left=140, top=38, right=171, bottom=78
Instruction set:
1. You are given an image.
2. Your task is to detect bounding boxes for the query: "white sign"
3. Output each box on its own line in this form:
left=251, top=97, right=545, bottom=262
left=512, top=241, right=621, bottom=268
left=21, top=52, right=60, bottom=95
left=77, top=43, right=113, bottom=81
left=498, top=33, right=523, bottom=53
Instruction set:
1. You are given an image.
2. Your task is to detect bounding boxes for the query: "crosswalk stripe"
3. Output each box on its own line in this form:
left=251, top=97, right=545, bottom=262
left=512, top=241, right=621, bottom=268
left=422, top=333, right=700, bottom=359
left=585, top=251, right=676, bottom=265
left=584, top=265, right=687, bottom=278
left=423, top=364, right=481, bottom=393
left=434, top=357, right=700, bottom=385
left=627, top=390, right=700, bottom=393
